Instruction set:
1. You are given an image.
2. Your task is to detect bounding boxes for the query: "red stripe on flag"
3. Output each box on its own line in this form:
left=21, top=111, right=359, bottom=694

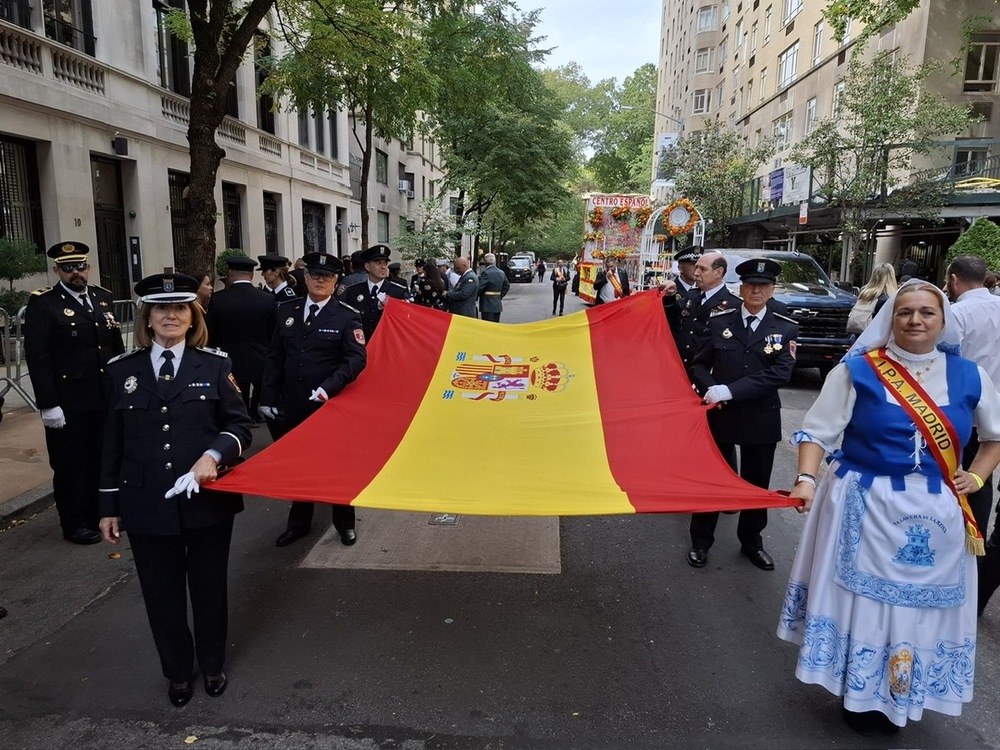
left=588, top=291, right=795, bottom=512
left=212, top=299, right=450, bottom=503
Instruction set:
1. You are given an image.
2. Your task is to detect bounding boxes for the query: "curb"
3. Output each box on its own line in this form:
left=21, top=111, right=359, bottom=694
left=0, top=482, right=54, bottom=526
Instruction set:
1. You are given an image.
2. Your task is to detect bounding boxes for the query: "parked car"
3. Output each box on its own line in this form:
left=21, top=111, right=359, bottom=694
left=720, top=249, right=857, bottom=377
left=506, top=257, right=534, bottom=283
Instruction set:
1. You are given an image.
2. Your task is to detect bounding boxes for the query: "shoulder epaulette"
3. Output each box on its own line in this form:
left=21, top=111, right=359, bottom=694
left=713, top=308, right=738, bottom=316
left=276, top=298, right=300, bottom=307
left=90, top=284, right=113, bottom=295
left=338, top=300, right=361, bottom=314
left=388, top=280, right=407, bottom=290
left=198, top=346, right=230, bottom=358
left=30, top=286, right=52, bottom=296
left=774, top=313, right=798, bottom=324
left=107, top=348, right=144, bottom=364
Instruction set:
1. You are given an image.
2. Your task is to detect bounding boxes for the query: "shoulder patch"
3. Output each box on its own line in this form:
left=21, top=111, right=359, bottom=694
left=30, top=286, right=52, bottom=296
left=338, top=300, right=361, bottom=314
left=107, top=348, right=144, bottom=364
left=774, top=313, right=798, bottom=324
left=198, top=346, right=230, bottom=358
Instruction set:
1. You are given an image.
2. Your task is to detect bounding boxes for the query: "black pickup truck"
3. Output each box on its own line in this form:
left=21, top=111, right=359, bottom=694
left=720, top=249, right=857, bottom=377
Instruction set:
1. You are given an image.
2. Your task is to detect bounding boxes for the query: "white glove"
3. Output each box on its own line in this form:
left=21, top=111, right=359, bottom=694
left=308, top=388, right=329, bottom=403
left=41, top=406, right=66, bottom=429
left=164, top=471, right=200, bottom=499
left=376, top=291, right=388, bottom=308
left=259, top=405, right=278, bottom=420
left=704, top=385, right=733, bottom=405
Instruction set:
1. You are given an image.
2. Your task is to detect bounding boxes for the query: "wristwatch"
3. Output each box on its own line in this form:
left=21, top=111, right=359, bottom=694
left=795, top=473, right=817, bottom=487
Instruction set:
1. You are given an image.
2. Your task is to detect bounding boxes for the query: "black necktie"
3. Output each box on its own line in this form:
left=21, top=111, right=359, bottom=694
left=306, top=303, right=319, bottom=326
left=745, top=316, right=755, bottom=334
left=159, top=350, right=175, bottom=381
left=79, top=293, right=92, bottom=312
left=370, top=284, right=379, bottom=298
left=699, top=291, right=707, bottom=306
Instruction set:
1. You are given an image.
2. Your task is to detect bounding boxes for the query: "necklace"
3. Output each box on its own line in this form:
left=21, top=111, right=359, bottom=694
left=910, top=359, right=934, bottom=384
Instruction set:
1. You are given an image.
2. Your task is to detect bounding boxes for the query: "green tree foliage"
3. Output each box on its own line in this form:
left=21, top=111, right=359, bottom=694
left=945, top=217, right=1000, bottom=269
left=790, top=51, right=974, bottom=268
left=539, top=63, right=615, bottom=159
left=658, top=120, right=774, bottom=246
left=394, top=200, right=465, bottom=261
left=0, top=238, right=46, bottom=291
left=824, top=0, right=999, bottom=45
left=517, top=189, right=586, bottom=260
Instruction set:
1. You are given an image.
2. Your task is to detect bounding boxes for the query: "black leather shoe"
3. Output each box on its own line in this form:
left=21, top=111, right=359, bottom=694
left=687, top=548, right=708, bottom=568
left=340, top=529, right=357, bottom=546
left=275, top=529, right=308, bottom=547
left=742, top=547, right=775, bottom=571
left=168, top=681, right=193, bottom=707
left=204, top=672, right=227, bottom=698
left=64, top=527, right=102, bottom=545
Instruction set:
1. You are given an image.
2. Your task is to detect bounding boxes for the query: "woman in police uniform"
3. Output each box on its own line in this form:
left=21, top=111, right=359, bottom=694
left=98, top=273, right=252, bottom=708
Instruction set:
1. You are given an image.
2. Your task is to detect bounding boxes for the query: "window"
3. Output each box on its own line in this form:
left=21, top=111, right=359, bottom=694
left=963, top=39, right=1000, bottom=93
left=840, top=17, right=852, bottom=44
left=721, top=0, right=730, bottom=22
left=375, top=150, right=388, bottom=184
left=719, top=37, right=729, bottom=65
left=778, top=41, right=799, bottom=88
left=759, top=67, right=768, bottom=101
left=764, top=5, right=772, bottom=43
left=262, top=192, right=280, bottom=255
left=255, top=33, right=275, bottom=134
left=773, top=112, right=793, bottom=150
left=311, top=108, right=324, bottom=153
left=956, top=146, right=991, bottom=176
left=154, top=0, right=189, bottom=96
left=695, top=48, right=713, bottom=73
left=222, top=183, right=243, bottom=250
left=302, top=200, right=326, bottom=254
left=735, top=20, right=744, bottom=49
left=732, top=68, right=740, bottom=97
left=716, top=82, right=725, bottom=110
left=328, top=110, right=339, bottom=160
left=697, top=6, right=718, bottom=32
left=832, top=80, right=845, bottom=120
left=297, top=110, right=310, bottom=148
left=0, top=135, right=45, bottom=246
left=45, top=0, right=95, bottom=56
left=805, top=97, right=817, bottom=133
left=168, top=171, right=189, bottom=267
left=2, top=0, right=32, bottom=29
left=746, top=79, right=754, bottom=111
left=783, top=0, right=802, bottom=25
left=692, top=89, right=711, bottom=114
left=812, top=21, right=824, bottom=64
left=377, top=211, right=390, bottom=243
left=750, top=21, right=758, bottom=54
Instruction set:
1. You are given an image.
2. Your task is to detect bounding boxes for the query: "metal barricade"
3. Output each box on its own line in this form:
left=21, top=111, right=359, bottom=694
left=112, top=298, right=137, bottom=352
left=0, top=305, right=36, bottom=410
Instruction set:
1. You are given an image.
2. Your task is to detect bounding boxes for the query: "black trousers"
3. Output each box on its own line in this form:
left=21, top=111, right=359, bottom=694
left=481, top=311, right=501, bottom=322
left=963, top=428, right=995, bottom=542
left=241, top=380, right=263, bottom=419
left=553, top=286, right=567, bottom=313
left=128, top=517, right=234, bottom=682
left=44, top=409, right=104, bottom=534
left=690, top=441, right=775, bottom=551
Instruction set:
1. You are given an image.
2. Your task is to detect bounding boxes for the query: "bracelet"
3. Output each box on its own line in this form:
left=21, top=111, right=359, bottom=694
left=968, top=472, right=985, bottom=490
left=795, top=473, right=817, bottom=487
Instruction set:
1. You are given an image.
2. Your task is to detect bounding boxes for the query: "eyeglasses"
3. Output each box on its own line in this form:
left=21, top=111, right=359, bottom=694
left=58, top=262, right=88, bottom=273
left=306, top=270, right=335, bottom=280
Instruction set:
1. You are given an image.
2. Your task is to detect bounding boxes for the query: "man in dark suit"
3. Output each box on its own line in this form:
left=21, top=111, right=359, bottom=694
left=24, top=241, right=125, bottom=544
left=345, top=244, right=412, bottom=341
left=260, top=251, right=367, bottom=547
left=686, top=258, right=799, bottom=572
left=478, top=252, right=510, bottom=322
left=663, top=251, right=741, bottom=367
left=207, top=256, right=276, bottom=421
left=593, top=257, right=630, bottom=304
left=445, top=256, right=479, bottom=317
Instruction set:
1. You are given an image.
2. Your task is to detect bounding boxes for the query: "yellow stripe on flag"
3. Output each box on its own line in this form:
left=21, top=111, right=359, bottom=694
left=353, top=313, right=635, bottom=515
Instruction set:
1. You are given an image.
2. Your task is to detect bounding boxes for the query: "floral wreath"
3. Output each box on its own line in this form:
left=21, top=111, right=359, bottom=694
left=664, top=197, right=700, bottom=236
left=611, top=205, right=632, bottom=222
left=588, top=207, right=605, bottom=230
left=633, top=206, right=653, bottom=228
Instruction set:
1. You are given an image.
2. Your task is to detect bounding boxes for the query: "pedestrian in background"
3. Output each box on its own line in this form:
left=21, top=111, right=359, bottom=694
left=261, top=252, right=367, bottom=548
left=780, top=280, right=1000, bottom=734
left=847, top=262, right=897, bottom=334
left=194, top=272, right=214, bottom=316
left=413, top=259, right=447, bottom=310
left=207, top=256, right=276, bottom=422
left=24, top=241, right=125, bottom=544
left=687, top=259, right=798, bottom=572
left=478, top=252, right=510, bottom=322
left=444, top=256, right=479, bottom=317
left=340, top=250, right=367, bottom=290
left=551, top=259, right=570, bottom=315
left=535, top=258, right=546, bottom=283
left=259, top=255, right=297, bottom=302
left=439, top=258, right=460, bottom=289
left=99, top=272, right=252, bottom=708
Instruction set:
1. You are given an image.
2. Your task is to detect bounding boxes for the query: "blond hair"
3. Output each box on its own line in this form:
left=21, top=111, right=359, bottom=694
left=857, top=263, right=897, bottom=304
left=135, top=301, right=209, bottom=348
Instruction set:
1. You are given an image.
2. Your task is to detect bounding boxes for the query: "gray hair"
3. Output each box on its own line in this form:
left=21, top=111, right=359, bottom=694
left=483, top=253, right=496, bottom=265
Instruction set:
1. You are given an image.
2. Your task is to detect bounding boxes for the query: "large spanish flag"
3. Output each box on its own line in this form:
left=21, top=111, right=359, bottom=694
left=213, top=291, right=796, bottom=515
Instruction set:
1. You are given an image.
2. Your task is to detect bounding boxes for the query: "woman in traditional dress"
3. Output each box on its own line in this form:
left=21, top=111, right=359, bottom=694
left=779, top=280, right=1000, bottom=734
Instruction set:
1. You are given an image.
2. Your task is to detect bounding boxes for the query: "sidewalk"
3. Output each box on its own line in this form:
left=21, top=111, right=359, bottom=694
left=0, top=383, right=52, bottom=524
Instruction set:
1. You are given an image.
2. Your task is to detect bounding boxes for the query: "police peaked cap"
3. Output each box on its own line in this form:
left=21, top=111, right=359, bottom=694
left=225, top=255, right=257, bottom=271
left=674, top=245, right=703, bottom=263
left=388, top=261, right=402, bottom=272
left=360, top=244, right=393, bottom=263
left=135, top=273, right=200, bottom=304
left=302, top=251, right=344, bottom=274
left=257, top=254, right=291, bottom=270
left=47, top=241, right=90, bottom=263
left=735, top=258, right=782, bottom=284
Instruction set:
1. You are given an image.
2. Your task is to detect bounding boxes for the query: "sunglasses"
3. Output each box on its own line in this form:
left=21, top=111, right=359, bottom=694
left=59, top=262, right=88, bottom=273
left=306, top=270, right=335, bottom=280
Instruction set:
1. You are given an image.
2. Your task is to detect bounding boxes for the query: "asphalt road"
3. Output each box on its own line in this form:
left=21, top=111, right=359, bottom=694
left=2, top=278, right=998, bottom=749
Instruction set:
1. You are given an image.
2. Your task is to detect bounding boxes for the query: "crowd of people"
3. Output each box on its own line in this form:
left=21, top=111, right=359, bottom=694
left=20, top=239, right=1000, bottom=735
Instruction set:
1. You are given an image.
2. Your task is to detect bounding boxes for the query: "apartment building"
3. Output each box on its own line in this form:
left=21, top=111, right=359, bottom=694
left=0, top=0, right=451, bottom=300
left=654, top=0, right=1000, bottom=275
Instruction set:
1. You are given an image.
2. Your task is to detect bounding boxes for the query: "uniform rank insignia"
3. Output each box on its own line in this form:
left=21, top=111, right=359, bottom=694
left=100, top=300, right=108, bottom=307
left=63, top=308, right=75, bottom=317
left=285, top=317, right=294, bottom=327
left=124, top=375, right=138, bottom=393
left=357, top=294, right=365, bottom=302
left=354, top=329, right=366, bottom=345
left=722, top=328, right=733, bottom=339
left=228, top=372, right=242, bottom=393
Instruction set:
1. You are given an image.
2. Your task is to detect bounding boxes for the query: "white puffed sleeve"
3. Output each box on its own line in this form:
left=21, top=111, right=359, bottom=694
left=974, top=366, right=1000, bottom=442
left=790, top=362, right=856, bottom=453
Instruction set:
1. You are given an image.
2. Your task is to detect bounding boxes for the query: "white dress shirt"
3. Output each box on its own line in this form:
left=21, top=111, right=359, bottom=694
left=303, top=296, right=332, bottom=323
left=150, top=340, right=186, bottom=376
left=952, top=287, right=1000, bottom=386
left=741, top=305, right=764, bottom=332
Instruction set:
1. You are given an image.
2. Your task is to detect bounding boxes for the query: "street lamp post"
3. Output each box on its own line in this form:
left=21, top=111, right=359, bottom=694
left=617, top=105, right=685, bottom=132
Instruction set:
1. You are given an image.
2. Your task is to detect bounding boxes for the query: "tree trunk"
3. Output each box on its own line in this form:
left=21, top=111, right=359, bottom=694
left=359, top=103, right=374, bottom=250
